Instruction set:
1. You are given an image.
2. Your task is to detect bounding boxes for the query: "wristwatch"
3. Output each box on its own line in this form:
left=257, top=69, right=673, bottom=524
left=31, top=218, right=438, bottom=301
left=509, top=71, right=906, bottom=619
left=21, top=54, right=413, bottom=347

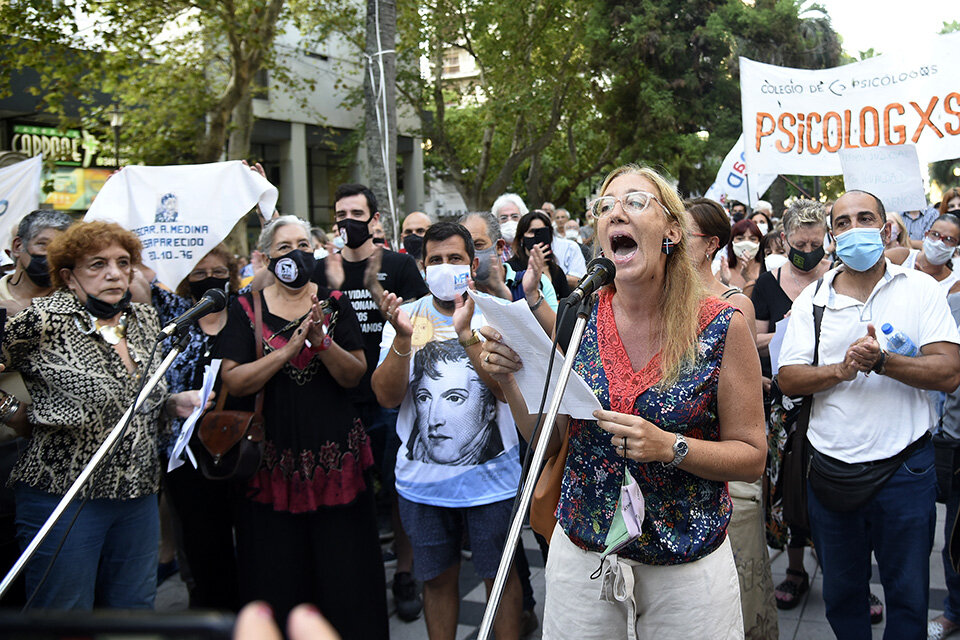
left=459, top=329, right=482, bottom=348
left=871, top=349, right=888, bottom=375
left=662, top=433, right=689, bottom=469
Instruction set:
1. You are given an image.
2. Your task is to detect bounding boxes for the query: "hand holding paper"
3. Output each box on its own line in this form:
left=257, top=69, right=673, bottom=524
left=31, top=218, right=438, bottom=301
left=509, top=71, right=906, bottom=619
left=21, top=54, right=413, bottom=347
left=468, top=290, right=601, bottom=419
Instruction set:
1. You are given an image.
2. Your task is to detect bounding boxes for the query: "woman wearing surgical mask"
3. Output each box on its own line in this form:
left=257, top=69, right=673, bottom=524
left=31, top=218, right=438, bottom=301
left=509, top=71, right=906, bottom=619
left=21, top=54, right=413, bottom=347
left=720, top=218, right=765, bottom=296
left=883, top=212, right=912, bottom=251
left=508, top=211, right=572, bottom=299
left=750, top=211, right=773, bottom=238
left=132, top=245, right=243, bottom=609
left=886, top=214, right=960, bottom=295
left=218, top=216, right=388, bottom=636
left=685, top=198, right=775, bottom=640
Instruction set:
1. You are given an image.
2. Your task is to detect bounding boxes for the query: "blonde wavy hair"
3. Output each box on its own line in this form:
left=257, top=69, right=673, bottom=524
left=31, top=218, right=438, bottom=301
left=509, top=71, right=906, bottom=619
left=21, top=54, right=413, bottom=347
left=596, top=165, right=705, bottom=385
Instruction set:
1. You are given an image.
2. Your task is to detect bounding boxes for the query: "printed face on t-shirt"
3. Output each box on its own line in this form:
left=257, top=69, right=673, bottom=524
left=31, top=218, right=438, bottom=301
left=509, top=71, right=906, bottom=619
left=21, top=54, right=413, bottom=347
left=412, top=353, right=496, bottom=465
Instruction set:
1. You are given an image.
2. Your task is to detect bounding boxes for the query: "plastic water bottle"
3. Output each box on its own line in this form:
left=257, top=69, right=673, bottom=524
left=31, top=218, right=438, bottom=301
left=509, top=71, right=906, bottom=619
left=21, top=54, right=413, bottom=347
left=881, top=323, right=919, bottom=357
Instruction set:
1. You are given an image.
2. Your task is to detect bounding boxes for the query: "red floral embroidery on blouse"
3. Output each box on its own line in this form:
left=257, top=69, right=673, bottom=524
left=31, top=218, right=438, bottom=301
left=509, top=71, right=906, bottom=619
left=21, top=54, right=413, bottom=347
left=597, top=290, right=732, bottom=414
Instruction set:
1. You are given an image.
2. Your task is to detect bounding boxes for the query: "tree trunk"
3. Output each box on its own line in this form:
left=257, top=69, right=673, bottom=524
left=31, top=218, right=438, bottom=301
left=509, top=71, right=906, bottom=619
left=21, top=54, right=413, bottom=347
left=768, top=177, right=787, bottom=217
left=363, top=0, right=399, bottom=246
left=221, top=89, right=255, bottom=259
left=525, top=153, right=542, bottom=209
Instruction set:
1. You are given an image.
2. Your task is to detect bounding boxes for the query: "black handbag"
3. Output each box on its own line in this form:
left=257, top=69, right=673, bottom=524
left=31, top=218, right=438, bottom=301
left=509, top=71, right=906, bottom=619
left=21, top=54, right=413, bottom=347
left=196, top=293, right=265, bottom=481
left=808, top=433, right=931, bottom=512
left=933, top=433, right=960, bottom=504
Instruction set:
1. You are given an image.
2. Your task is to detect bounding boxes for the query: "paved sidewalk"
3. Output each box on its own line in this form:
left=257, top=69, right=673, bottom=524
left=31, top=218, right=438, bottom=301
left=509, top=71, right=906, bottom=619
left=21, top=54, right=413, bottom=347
left=158, top=505, right=954, bottom=638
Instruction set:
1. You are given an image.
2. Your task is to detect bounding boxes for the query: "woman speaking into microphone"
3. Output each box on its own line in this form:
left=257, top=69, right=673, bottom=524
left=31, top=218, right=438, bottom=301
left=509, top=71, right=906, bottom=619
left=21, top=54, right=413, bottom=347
left=479, top=165, right=766, bottom=638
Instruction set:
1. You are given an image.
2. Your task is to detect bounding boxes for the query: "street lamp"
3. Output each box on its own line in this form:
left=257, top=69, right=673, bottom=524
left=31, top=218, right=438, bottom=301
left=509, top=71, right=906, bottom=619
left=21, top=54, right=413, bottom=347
left=109, top=107, right=123, bottom=168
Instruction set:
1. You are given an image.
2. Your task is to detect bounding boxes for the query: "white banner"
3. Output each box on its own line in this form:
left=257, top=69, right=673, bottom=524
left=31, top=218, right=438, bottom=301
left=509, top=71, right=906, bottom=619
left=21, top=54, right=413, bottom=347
left=85, top=161, right=277, bottom=290
left=0, top=156, right=43, bottom=255
left=704, top=134, right=778, bottom=206
left=839, top=145, right=927, bottom=213
left=740, top=31, right=960, bottom=176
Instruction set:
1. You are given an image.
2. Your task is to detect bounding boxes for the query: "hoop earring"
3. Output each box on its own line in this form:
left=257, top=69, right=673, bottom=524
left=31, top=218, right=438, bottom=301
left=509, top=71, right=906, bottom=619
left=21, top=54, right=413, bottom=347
left=662, top=237, right=675, bottom=255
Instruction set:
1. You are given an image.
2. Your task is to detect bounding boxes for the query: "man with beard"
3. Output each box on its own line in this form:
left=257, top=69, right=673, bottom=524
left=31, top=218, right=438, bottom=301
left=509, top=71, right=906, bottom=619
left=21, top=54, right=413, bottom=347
left=314, top=183, right=427, bottom=621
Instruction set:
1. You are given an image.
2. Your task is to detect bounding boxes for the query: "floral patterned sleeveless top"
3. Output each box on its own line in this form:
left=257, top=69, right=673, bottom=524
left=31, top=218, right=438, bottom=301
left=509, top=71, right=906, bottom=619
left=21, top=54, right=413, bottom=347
left=556, top=290, right=736, bottom=565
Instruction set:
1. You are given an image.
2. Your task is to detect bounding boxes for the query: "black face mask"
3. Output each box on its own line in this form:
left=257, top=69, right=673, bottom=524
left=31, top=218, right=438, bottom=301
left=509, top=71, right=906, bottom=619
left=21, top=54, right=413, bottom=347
left=188, top=277, right=229, bottom=302
left=269, top=250, right=315, bottom=290
left=336, top=218, right=373, bottom=249
left=522, top=228, right=553, bottom=252
left=402, top=234, right=424, bottom=260
left=788, top=244, right=825, bottom=272
left=23, top=253, right=51, bottom=287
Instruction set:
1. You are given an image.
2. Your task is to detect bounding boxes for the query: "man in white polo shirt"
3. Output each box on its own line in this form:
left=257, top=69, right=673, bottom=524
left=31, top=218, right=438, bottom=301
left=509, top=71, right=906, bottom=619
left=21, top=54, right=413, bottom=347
left=779, top=190, right=960, bottom=639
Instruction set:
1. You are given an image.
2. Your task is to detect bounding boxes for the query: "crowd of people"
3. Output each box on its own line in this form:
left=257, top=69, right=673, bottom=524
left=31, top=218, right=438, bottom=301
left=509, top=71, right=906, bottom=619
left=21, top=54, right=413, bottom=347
left=0, top=168, right=959, bottom=640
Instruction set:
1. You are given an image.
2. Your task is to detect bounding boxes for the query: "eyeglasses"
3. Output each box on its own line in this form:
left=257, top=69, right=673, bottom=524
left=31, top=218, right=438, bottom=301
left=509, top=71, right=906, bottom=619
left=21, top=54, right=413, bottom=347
left=188, top=268, right=230, bottom=281
left=927, top=229, right=959, bottom=247
left=588, top=191, right=665, bottom=218
left=498, top=212, right=521, bottom=224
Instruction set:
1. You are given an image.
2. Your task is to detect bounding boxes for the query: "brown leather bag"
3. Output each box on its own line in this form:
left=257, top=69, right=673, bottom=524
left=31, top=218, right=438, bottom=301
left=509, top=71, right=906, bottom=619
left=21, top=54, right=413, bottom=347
left=529, top=426, right=570, bottom=543
left=196, top=293, right=265, bottom=481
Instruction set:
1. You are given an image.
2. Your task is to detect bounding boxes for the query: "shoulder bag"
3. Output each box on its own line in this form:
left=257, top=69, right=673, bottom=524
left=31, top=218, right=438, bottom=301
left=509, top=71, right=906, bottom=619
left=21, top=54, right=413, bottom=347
left=196, top=293, right=265, bottom=481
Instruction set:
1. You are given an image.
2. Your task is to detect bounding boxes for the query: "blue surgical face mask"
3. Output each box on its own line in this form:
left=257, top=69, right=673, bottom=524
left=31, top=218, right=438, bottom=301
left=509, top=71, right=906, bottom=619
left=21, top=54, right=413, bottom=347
left=834, top=227, right=885, bottom=272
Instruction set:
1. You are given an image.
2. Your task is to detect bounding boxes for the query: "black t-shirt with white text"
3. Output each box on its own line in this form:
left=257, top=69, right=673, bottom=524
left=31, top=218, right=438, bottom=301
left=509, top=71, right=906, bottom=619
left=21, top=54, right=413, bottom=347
left=314, top=250, right=428, bottom=405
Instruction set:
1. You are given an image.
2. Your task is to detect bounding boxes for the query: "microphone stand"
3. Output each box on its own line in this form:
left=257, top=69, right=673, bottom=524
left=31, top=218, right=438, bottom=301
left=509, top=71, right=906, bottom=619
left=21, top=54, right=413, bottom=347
left=0, top=332, right=191, bottom=602
left=477, top=293, right=594, bottom=640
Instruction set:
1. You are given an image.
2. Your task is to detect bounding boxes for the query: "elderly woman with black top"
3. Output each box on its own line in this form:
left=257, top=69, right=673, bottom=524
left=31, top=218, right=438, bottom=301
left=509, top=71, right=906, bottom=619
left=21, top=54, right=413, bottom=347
left=218, top=215, right=388, bottom=637
left=0, top=221, right=204, bottom=610
left=480, top=165, right=766, bottom=638
left=141, top=244, right=243, bottom=611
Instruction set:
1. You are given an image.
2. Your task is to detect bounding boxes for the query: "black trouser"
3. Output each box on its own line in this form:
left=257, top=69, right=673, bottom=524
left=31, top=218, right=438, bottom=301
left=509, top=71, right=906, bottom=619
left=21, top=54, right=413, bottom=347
left=164, top=462, right=240, bottom=611
left=235, top=488, right=388, bottom=639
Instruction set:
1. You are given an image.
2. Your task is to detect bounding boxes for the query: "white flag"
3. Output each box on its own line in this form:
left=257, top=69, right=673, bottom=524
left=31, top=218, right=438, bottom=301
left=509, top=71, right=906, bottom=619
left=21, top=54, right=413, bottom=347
left=0, top=156, right=43, bottom=254
left=704, top=134, right=778, bottom=207
left=85, top=161, right=278, bottom=290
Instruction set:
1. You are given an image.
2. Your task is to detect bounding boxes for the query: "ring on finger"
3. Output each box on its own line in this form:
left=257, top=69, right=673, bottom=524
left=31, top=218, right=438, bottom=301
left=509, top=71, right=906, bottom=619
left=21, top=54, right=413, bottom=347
left=484, top=353, right=491, bottom=364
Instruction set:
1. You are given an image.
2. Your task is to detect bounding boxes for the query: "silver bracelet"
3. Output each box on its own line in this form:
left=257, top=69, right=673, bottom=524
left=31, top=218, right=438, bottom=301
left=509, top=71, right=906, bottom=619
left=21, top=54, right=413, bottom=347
left=392, top=343, right=412, bottom=358
left=528, top=292, right=545, bottom=312
left=0, top=391, right=21, bottom=423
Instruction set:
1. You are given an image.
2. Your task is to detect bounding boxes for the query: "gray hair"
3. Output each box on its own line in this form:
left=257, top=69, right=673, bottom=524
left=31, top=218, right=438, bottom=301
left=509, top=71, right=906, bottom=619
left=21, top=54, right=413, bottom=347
left=459, top=211, right=501, bottom=245
left=257, top=215, right=312, bottom=253
left=754, top=200, right=773, bottom=216
left=490, top=193, right=528, bottom=219
left=782, top=199, right=827, bottom=239
left=16, top=209, right=73, bottom=245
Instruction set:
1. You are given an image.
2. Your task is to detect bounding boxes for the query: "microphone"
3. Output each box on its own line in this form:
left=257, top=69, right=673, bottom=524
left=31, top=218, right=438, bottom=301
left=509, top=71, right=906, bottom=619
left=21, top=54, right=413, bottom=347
left=567, top=257, right=616, bottom=306
left=160, top=288, right=228, bottom=337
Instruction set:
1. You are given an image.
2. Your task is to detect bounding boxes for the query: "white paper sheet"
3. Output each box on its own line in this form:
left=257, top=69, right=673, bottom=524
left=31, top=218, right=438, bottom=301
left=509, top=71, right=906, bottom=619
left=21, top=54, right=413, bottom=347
left=768, top=317, right=791, bottom=376
left=168, top=359, right=221, bottom=472
left=467, top=290, right=602, bottom=419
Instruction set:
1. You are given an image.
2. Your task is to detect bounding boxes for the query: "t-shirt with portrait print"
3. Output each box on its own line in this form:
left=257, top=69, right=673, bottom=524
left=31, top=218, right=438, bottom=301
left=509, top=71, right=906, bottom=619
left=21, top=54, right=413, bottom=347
left=379, top=295, right=521, bottom=508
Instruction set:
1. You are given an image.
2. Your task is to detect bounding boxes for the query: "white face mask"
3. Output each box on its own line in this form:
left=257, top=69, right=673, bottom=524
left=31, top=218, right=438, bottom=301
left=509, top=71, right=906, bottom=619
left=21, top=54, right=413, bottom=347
left=425, top=263, right=471, bottom=301
left=500, top=220, right=518, bottom=244
left=313, top=247, right=329, bottom=260
left=732, top=240, right=760, bottom=261
left=564, top=229, right=579, bottom=240
left=332, top=236, right=345, bottom=250
left=923, top=237, right=955, bottom=265
left=765, top=253, right=789, bottom=271
left=756, top=222, right=769, bottom=236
